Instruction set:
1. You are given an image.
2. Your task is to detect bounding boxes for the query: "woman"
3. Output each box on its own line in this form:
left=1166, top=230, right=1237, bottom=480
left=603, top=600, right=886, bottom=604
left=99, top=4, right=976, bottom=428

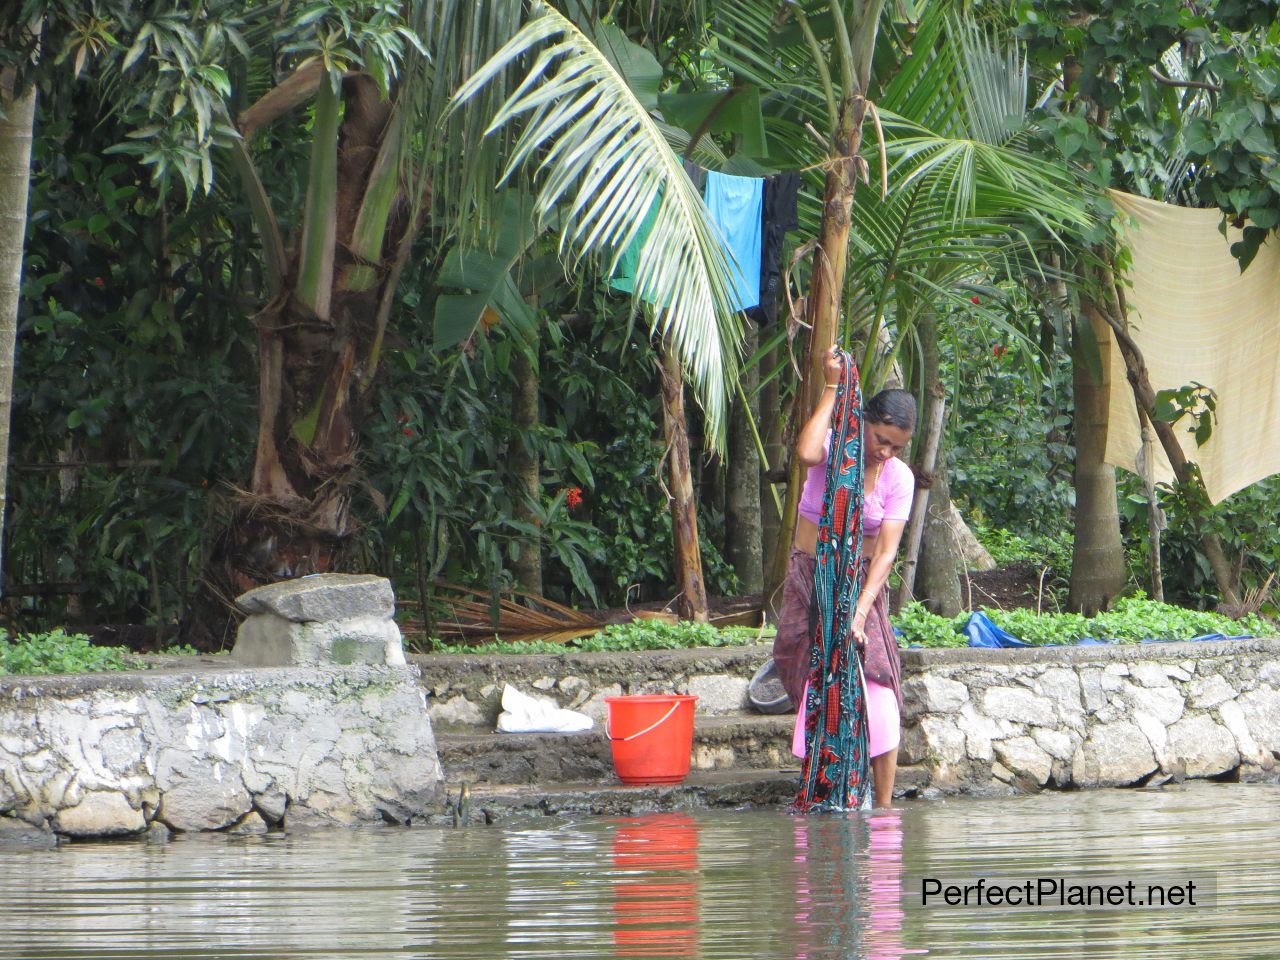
left=774, top=345, right=917, bottom=808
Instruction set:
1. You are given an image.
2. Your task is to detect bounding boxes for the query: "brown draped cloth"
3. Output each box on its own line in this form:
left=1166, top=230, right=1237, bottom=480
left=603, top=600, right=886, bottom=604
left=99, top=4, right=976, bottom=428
left=772, top=552, right=902, bottom=710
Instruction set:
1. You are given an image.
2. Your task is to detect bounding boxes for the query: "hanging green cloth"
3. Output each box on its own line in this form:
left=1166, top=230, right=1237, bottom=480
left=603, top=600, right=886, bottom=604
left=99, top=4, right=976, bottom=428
left=609, top=193, right=662, bottom=296
left=792, top=350, right=872, bottom=814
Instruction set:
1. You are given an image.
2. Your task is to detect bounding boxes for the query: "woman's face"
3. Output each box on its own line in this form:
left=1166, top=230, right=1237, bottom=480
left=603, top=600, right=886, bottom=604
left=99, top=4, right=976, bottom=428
left=866, top=421, right=913, bottom=465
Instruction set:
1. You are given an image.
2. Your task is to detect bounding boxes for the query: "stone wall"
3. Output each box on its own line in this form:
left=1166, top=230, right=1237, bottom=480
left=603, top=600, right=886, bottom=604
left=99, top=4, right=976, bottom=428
left=0, top=663, right=442, bottom=839
left=411, top=646, right=768, bottom=728
left=899, top=638, right=1280, bottom=793
left=411, top=638, right=1280, bottom=794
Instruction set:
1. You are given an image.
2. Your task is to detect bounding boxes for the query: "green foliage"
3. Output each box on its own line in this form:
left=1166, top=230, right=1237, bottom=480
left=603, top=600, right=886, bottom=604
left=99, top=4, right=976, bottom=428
left=974, top=526, right=1071, bottom=576
left=9, top=95, right=257, bottom=628
left=893, top=595, right=1267, bottom=648
left=1017, top=0, right=1280, bottom=263
left=0, top=629, right=129, bottom=676
left=987, top=607, right=1089, bottom=645
left=894, top=602, right=968, bottom=648
left=1152, top=382, right=1217, bottom=447
left=155, top=643, right=202, bottom=657
left=1086, top=595, right=1266, bottom=641
left=1120, top=473, right=1280, bottom=612
left=360, top=276, right=739, bottom=613
left=0, top=631, right=216, bottom=675
left=945, top=318, right=1076, bottom=539
left=450, top=620, right=766, bottom=655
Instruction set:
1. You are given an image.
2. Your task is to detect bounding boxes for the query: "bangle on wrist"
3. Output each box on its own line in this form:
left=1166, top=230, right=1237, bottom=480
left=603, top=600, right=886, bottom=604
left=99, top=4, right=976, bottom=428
left=823, top=383, right=837, bottom=390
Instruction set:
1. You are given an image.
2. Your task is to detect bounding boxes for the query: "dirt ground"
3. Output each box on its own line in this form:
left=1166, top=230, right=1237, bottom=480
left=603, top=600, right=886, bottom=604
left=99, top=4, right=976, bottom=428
left=961, top=562, right=1064, bottom=613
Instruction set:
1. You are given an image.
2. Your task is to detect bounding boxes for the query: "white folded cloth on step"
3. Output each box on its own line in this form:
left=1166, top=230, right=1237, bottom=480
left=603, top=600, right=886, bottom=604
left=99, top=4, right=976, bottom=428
left=495, top=683, right=594, bottom=733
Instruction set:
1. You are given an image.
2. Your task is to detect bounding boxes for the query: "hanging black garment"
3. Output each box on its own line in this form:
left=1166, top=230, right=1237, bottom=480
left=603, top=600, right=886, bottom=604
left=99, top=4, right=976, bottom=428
left=748, top=171, right=800, bottom=325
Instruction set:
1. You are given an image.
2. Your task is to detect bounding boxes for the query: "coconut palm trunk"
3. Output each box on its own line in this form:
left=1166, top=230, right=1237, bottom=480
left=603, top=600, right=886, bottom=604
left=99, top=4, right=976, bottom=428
left=913, top=309, right=963, bottom=615
left=1068, top=312, right=1126, bottom=614
left=0, top=66, right=37, bottom=587
left=509, top=342, right=544, bottom=596
left=727, top=316, right=764, bottom=595
left=768, top=0, right=887, bottom=604
left=658, top=340, right=710, bottom=622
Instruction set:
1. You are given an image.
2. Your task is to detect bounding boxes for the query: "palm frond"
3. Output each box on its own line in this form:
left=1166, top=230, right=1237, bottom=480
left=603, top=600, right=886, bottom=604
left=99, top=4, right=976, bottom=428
left=948, top=16, right=1028, bottom=146
left=452, top=1, right=745, bottom=444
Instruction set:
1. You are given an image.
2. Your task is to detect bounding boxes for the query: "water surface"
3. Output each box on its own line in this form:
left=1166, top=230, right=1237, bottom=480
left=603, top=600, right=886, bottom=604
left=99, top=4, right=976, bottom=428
left=2, top=781, right=1277, bottom=959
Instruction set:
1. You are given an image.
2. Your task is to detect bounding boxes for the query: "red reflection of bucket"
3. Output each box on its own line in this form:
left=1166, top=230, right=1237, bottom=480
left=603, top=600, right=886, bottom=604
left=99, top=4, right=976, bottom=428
left=613, top=814, right=700, bottom=956
left=604, top=694, right=698, bottom=785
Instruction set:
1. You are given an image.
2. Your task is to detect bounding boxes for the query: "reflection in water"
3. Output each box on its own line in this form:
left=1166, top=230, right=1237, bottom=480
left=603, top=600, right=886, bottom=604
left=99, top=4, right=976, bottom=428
left=864, top=811, right=926, bottom=960
left=792, top=812, right=925, bottom=960
left=611, top=814, right=700, bottom=957
left=1, top=782, right=1278, bottom=959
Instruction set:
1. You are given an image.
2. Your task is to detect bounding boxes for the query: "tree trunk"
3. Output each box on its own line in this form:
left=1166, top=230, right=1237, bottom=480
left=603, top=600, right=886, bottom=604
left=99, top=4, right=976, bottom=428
left=773, top=94, right=870, bottom=608
left=918, top=441, right=963, bottom=616
left=0, top=66, right=36, bottom=589
left=509, top=343, right=542, bottom=596
left=760, top=330, right=787, bottom=614
left=1084, top=292, right=1241, bottom=607
left=913, top=311, right=962, bottom=616
left=727, top=316, right=763, bottom=595
left=897, top=383, right=945, bottom=608
left=1068, top=313, right=1126, bottom=615
left=185, top=77, right=420, bottom=646
left=658, top=341, right=709, bottom=622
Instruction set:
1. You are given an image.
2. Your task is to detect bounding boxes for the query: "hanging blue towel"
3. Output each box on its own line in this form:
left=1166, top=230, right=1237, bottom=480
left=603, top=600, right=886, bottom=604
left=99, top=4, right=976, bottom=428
left=704, top=171, right=763, bottom=312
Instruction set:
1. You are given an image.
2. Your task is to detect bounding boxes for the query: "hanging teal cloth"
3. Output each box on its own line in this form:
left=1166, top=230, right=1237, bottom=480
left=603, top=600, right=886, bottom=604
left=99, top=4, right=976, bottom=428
left=793, top=350, right=872, bottom=814
left=609, top=193, right=662, bottom=297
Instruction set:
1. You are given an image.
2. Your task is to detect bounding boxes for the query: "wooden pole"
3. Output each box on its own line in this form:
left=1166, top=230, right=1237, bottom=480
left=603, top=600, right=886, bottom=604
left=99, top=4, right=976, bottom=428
left=896, top=383, right=946, bottom=608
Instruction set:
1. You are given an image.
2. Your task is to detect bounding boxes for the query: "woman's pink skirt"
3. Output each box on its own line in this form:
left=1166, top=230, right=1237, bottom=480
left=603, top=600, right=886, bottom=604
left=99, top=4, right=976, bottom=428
left=791, top=678, right=900, bottom=760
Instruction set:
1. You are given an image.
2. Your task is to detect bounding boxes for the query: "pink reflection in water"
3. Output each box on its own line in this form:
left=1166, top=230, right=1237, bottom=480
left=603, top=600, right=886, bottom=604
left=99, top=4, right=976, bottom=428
left=792, top=812, right=927, bottom=960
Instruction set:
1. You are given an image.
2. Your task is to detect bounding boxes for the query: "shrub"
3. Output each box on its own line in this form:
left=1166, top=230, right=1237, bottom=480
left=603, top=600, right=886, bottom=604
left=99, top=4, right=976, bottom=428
left=0, top=629, right=130, bottom=676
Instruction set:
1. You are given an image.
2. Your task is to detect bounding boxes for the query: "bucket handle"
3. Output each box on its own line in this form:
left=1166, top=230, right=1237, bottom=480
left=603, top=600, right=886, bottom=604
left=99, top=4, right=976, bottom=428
left=606, top=700, right=682, bottom=742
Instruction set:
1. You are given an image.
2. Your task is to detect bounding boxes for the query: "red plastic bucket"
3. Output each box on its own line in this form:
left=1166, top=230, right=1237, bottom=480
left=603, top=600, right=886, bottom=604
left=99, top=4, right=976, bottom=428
left=604, top=694, right=698, bottom=785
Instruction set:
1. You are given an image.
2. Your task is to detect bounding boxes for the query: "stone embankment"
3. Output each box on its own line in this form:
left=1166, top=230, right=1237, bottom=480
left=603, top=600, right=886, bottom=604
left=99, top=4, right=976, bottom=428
left=4, top=573, right=1278, bottom=840
left=900, top=638, right=1280, bottom=790
left=1, top=575, right=441, bottom=844
left=418, top=636, right=1280, bottom=818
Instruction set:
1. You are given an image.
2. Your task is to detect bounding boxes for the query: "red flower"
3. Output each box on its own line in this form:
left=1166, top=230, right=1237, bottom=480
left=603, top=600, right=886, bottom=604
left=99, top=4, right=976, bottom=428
left=92, top=277, right=105, bottom=287
left=566, top=486, right=584, bottom=509
left=992, top=345, right=1007, bottom=358
left=970, top=295, right=981, bottom=305
left=402, top=427, right=415, bottom=437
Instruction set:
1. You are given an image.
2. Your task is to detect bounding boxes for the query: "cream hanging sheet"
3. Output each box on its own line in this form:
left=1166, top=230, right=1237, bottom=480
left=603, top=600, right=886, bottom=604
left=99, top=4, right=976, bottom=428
left=1103, top=190, right=1280, bottom=504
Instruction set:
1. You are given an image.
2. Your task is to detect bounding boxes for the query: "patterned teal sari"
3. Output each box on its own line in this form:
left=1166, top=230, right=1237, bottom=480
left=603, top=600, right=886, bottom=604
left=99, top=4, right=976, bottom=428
left=792, top=350, right=871, bottom=813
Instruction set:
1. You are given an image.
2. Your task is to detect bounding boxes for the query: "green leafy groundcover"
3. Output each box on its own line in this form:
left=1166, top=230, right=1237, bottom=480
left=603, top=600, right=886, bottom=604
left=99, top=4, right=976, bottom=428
left=437, top=596, right=1272, bottom=654
left=895, top=596, right=1272, bottom=649
left=0, top=630, right=201, bottom=676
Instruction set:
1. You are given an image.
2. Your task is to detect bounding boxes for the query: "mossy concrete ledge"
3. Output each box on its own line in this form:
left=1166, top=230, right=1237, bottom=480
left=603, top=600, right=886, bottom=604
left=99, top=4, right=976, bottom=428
left=0, top=663, right=442, bottom=842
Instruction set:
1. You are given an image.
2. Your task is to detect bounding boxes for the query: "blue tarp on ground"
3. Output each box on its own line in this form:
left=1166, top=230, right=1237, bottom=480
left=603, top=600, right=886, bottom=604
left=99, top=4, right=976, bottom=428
left=963, top=611, right=1251, bottom=649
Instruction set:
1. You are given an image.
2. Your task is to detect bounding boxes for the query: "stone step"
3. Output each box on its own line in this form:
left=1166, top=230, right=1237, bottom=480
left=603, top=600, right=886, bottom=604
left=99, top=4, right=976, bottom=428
left=436, top=711, right=797, bottom=785
left=429, top=769, right=804, bottom=824
left=425, top=766, right=936, bottom=826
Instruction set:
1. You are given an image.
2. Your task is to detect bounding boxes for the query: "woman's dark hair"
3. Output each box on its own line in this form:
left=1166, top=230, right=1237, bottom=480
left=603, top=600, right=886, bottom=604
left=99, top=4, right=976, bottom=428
left=865, top=388, right=917, bottom=432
